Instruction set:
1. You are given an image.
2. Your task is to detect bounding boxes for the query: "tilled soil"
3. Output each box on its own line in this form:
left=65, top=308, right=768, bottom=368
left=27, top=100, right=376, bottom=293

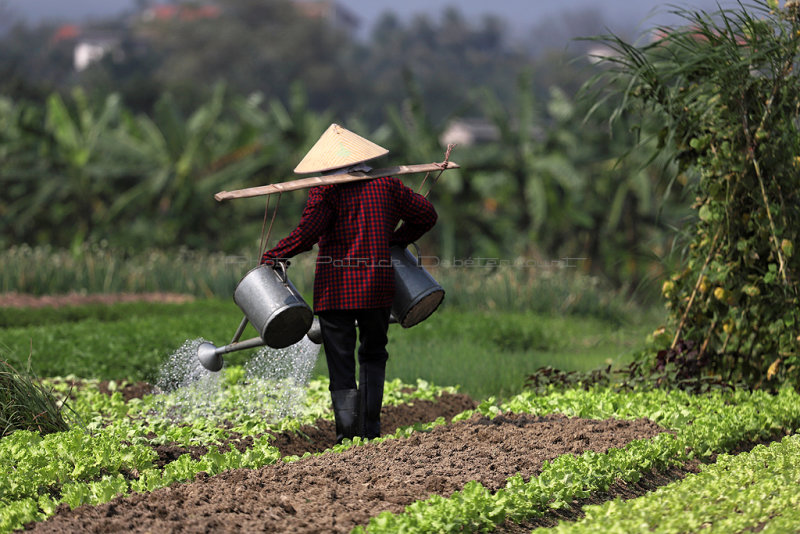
left=30, top=412, right=667, bottom=533
left=97, top=381, right=154, bottom=403
left=150, top=392, right=478, bottom=466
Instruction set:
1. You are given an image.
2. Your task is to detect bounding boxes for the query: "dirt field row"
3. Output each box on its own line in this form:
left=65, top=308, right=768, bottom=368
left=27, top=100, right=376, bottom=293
left=30, top=394, right=666, bottom=533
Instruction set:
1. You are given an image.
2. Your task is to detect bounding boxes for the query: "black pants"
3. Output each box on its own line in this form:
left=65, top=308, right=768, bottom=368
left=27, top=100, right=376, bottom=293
left=318, top=308, right=391, bottom=391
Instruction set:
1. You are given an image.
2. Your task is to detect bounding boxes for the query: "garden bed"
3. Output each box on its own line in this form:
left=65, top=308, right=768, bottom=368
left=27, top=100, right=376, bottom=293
left=5, top=374, right=800, bottom=533
left=3, top=296, right=799, bottom=533
left=28, top=413, right=664, bottom=533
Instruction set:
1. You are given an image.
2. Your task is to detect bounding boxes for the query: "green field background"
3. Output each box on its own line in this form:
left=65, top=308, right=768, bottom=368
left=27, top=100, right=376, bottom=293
left=0, top=298, right=660, bottom=400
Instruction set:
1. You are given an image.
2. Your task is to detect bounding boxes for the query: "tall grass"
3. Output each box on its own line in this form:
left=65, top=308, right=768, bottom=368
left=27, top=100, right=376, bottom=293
left=1, top=299, right=662, bottom=400
left=430, top=263, right=632, bottom=322
left=0, top=357, right=75, bottom=437
left=0, top=244, right=255, bottom=298
left=1, top=245, right=637, bottom=319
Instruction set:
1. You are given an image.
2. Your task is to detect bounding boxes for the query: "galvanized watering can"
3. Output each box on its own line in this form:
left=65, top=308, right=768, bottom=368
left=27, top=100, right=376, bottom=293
left=390, top=244, right=445, bottom=327
left=305, top=244, right=445, bottom=343
left=197, top=262, right=313, bottom=371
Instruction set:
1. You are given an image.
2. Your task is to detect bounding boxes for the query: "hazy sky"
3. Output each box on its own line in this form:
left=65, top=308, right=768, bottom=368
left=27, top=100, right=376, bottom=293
left=4, top=0, right=747, bottom=35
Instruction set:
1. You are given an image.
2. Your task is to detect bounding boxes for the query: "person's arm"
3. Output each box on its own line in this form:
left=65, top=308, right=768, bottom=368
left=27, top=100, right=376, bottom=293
left=261, top=187, right=333, bottom=265
left=390, top=185, right=437, bottom=247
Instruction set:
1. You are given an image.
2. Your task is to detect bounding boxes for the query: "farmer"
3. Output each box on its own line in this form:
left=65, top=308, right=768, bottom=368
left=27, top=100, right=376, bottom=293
left=260, top=124, right=437, bottom=444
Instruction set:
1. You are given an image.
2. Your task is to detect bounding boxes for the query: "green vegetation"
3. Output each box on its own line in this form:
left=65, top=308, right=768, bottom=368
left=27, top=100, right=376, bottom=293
left=358, top=386, right=800, bottom=533
left=2, top=299, right=234, bottom=381
left=0, top=245, right=636, bottom=317
left=0, top=1, right=597, bottom=126
left=3, top=372, right=799, bottom=532
left=381, top=309, right=659, bottom=400
left=1, top=291, right=654, bottom=400
left=0, top=81, right=685, bottom=291
left=594, top=0, right=800, bottom=388
left=540, top=434, right=800, bottom=533
left=0, top=38, right=687, bottom=293
left=0, top=0, right=690, bottom=302
left=1, top=243, right=651, bottom=401
left=0, top=359, right=74, bottom=438
left=4, top=1, right=800, bottom=529
left=432, top=265, right=634, bottom=322
left=0, top=244, right=251, bottom=298
left=0, top=374, right=452, bottom=532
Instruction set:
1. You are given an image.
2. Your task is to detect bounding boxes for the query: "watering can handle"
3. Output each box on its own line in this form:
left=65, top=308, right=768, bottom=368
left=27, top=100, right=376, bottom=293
left=408, top=242, right=421, bottom=267
left=274, top=260, right=290, bottom=283
left=230, top=316, right=249, bottom=344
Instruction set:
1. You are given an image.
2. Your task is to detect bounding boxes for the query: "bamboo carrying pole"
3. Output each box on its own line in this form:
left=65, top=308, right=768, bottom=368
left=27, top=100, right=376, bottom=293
left=214, top=162, right=460, bottom=201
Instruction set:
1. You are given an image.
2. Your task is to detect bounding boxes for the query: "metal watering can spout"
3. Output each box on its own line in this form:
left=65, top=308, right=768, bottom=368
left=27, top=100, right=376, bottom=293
left=197, top=342, right=224, bottom=372
left=197, top=316, right=323, bottom=372
left=196, top=330, right=277, bottom=372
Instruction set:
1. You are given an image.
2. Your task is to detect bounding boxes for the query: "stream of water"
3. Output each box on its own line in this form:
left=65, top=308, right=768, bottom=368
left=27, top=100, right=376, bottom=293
left=151, top=337, right=320, bottom=422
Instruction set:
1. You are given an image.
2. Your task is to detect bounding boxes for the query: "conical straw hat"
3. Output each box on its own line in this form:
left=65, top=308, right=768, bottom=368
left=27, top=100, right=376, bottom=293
left=294, top=123, right=389, bottom=174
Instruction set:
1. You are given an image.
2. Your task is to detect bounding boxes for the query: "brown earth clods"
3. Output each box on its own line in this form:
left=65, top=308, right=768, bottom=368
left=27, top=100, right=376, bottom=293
left=149, top=392, right=478, bottom=467
left=96, top=381, right=155, bottom=403
left=29, top=407, right=668, bottom=534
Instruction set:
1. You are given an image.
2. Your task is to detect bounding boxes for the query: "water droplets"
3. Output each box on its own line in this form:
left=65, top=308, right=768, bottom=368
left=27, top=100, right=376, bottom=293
left=154, top=338, right=219, bottom=393
left=150, top=337, right=320, bottom=424
left=151, top=338, right=223, bottom=420
left=244, top=336, right=319, bottom=419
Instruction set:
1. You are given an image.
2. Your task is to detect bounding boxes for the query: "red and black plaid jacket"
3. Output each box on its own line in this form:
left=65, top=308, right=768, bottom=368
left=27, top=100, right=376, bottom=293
left=260, top=176, right=437, bottom=312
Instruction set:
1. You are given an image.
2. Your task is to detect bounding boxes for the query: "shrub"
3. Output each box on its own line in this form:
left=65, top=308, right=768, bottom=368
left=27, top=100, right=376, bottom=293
left=594, top=0, right=800, bottom=389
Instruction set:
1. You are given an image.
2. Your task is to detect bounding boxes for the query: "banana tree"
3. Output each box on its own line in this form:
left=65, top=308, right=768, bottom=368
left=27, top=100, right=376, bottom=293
left=108, top=83, right=283, bottom=250
left=1, top=89, right=130, bottom=247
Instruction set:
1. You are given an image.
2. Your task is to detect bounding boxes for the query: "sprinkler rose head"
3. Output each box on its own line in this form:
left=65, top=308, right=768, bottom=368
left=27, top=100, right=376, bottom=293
left=197, top=342, right=224, bottom=372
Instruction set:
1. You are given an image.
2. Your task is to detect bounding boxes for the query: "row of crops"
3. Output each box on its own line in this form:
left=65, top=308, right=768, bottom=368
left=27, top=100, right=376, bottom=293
left=0, top=358, right=458, bottom=532
left=3, top=360, right=800, bottom=533
left=542, top=435, right=800, bottom=533
left=362, top=387, right=800, bottom=533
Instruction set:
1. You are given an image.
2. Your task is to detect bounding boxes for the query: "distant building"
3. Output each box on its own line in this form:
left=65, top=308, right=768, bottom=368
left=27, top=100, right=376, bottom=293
left=51, top=1, right=359, bottom=72
left=439, top=119, right=500, bottom=147
left=52, top=25, right=123, bottom=71
left=440, top=118, right=544, bottom=147
left=74, top=38, right=114, bottom=71
left=293, top=1, right=359, bottom=33
left=51, top=24, right=81, bottom=43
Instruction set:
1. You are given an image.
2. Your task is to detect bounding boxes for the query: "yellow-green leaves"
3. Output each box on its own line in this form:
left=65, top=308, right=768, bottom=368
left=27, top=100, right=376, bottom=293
left=597, top=0, right=800, bottom=389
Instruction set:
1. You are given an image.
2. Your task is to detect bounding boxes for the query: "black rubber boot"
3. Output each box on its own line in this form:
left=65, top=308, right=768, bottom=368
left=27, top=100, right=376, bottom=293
left=358, top=366, right=385, bottom=440
left=331, top=389, right=359, bottom=444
